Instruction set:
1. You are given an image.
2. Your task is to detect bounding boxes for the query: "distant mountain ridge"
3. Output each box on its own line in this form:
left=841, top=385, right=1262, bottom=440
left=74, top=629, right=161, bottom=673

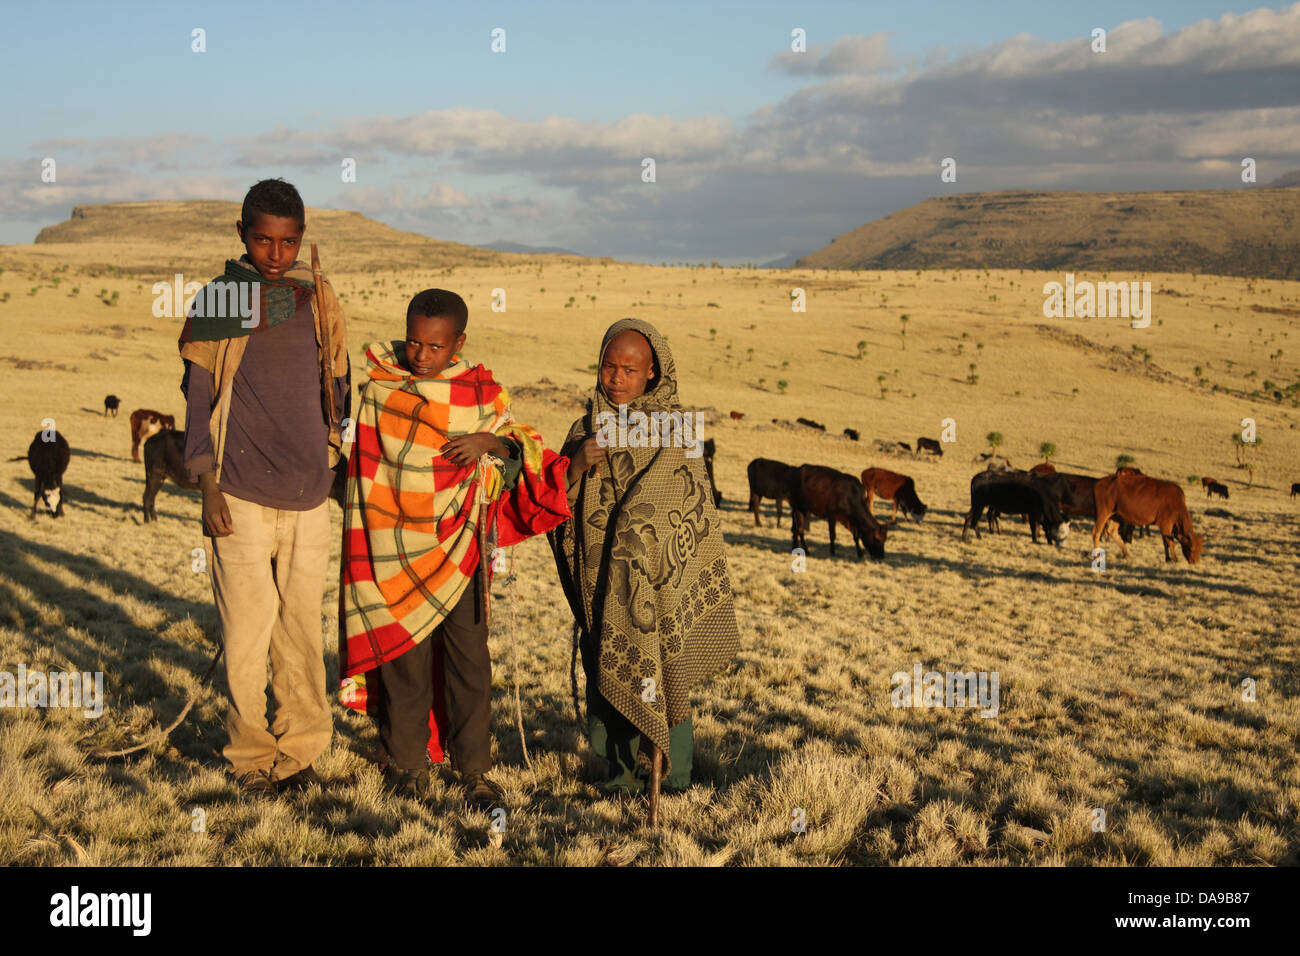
left=797, top=186, right=1300, bottom=280
left=479, top=239, right=583, bottom=256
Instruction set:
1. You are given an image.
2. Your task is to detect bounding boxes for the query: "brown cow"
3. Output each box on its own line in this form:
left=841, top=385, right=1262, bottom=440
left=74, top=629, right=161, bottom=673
left=1092, top=470, right=1203, bottom=563
left=729, top=410, right=745, bottom=421
left=1201, top=476, right=1217, bottom=493
left=788, top=464, right=887, bottom=559
left=748, top=457, right=794, bottom=526
left=130, top=409, right=175, bottom=462
left=860, top=467, right=927, bottom=522
left=1053, top=471, right=1133, bottom=544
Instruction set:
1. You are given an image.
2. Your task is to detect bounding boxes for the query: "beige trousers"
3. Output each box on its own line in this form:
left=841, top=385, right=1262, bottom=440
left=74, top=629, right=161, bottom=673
left=205, top=492, right=333, bottom=780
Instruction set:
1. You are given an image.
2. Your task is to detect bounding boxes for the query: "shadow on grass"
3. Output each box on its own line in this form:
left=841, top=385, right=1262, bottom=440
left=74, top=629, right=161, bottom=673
left=0, top=479, right=196, bottom=524
left=0, top=525, right=224, bottom=762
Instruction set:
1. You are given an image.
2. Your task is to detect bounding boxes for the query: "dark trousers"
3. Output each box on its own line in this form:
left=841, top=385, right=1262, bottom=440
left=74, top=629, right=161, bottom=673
left=378, top=572, right=492, bottom=774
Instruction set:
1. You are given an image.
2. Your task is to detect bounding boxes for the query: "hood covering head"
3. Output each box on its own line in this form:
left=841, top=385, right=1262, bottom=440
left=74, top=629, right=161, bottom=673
left=590, top=317, right=679, bottom=415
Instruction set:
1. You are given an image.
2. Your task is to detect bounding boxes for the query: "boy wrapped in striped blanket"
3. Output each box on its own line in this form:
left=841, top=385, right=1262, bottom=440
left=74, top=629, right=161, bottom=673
left=339, top=289, right=570, bottom=808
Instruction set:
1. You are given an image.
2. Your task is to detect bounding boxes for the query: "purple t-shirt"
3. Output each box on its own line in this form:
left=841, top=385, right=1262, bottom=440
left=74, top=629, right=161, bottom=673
left=183, top=296, right=349, bottom=511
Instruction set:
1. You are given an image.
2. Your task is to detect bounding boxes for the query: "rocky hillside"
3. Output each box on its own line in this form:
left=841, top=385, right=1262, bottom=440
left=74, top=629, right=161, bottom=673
left=796, top=187, right=1300, bottom=279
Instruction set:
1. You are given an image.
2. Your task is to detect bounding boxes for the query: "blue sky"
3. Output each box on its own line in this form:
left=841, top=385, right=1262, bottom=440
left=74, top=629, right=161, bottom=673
left=3, top=1, right=1298, bottom=261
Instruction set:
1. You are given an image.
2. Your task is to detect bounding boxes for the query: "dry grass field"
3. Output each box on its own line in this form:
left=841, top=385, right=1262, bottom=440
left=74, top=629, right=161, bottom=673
left=1, top=203, right=1298, bottom=866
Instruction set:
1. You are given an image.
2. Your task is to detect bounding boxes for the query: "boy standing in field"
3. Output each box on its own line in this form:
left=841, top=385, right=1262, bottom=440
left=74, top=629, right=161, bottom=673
left=550, top=318, right=739, bottom=796
left=338, top=290, right=569, bottom=808
left=179, top=178, right=350, bottom=798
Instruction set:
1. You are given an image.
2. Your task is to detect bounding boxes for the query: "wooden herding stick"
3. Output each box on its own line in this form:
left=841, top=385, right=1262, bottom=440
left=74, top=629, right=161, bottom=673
left=311, top=243, right=337, bottom=435
left=648, top=743, right=663, bottom=827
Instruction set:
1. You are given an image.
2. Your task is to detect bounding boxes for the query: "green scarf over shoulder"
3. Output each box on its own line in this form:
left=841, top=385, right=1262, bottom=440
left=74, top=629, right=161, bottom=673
left=177, top=256, right=314, bottom=342
left=549, top=318, right=740, bottom=759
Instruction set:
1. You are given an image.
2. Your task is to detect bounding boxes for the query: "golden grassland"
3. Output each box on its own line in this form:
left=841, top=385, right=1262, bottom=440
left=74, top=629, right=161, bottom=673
left=0, top=223, right=1298, bottom=865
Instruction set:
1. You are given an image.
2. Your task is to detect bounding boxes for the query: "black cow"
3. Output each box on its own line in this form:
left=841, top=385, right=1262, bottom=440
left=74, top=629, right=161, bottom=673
left=916, top=437, right=943, bottom=457
left=747, top=457, right=794, bottom=527
left=964, top=476, right=1070, bottom=545
left=970, top=467, right=1031, bottom=533
left=843, top=428, right=859, bottom=441
left=15, top=430, right=71, bottom=518
left=142, top=429, right=200, bottom=522
left=103, top=394, right=120, bottom=417
left=796, top=417, right=826, bottom=431
left=1206, top=481, right=1229, bottom=499
left=788, top=464, right=887, bottom=559
left=1292, top=482, right=1300, bottom=498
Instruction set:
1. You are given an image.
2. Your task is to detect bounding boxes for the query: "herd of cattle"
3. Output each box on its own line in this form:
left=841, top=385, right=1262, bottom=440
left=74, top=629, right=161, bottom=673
left=746, top=448, right=1300, bottom=566
left=10, top=399, right=1300, bottom=573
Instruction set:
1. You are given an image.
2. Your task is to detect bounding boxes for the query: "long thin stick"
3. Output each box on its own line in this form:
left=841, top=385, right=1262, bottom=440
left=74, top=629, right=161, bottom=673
left=311, top=243, right=337, bottom=435
left=92, top=647, right=224, bottom=758
left=506, top=548, right=532, bottom=773
left=648, top=744, right=663, bottom=827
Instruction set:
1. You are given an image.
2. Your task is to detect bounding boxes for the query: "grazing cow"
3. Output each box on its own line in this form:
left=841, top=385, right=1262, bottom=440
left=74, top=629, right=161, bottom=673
left=1292, top=482, right=1300, bottom=498
left=796, top=417, right=826, bottom=431
left=787, top=465, right=887, bottom=559
left=860, top=467, right=927, bottom=522
left=970, top=466, right=1032, bottom=533
left=1092, top=470, right=1203, bottom=563
left=964, top=476, right=1069, bottom=545
left=103, top=394, right=120, bottom=417
left=1029, top=462, right=1056, bottom=475
left=1201, top=476, right=1216, bottom=493
left=1050, top=471, right=1136, bottom=544
left=843, top=428, right=860, bottom=441
left=729, top=410, right=745, bottom=421
left=968, top=467, right=1076, bottom=538
left=747, top=457, right=794, bottom=527
left=1206, top=481, right=1229, bottom=500
left=915, top=437, right=943, bottom=457
left=13, top=430, right=71, bottom=518
left=142, top=429, right=200, bottom=522
left=130, top=409, right=175, bottom=462
left=701, top=437, right=723, bottom=507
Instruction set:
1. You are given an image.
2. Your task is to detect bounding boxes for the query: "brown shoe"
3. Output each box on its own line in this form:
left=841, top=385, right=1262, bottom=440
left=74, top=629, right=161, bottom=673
left=276, top=765, right=325, bottom=794
left=462, top=771, right=504, bottom=810
left=235, top=768, right=275, bottom=800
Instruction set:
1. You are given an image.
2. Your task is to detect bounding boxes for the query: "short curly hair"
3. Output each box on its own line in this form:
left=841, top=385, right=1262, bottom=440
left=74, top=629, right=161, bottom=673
left=407, top=289, right=469, bottom=336
left=240, top=178, right=305, bottom=231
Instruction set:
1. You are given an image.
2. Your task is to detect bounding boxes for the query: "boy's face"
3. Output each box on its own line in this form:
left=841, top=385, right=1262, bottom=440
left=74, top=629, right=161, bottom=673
left=600, top=330, right=655, bottom=404
left=405, top=313, right=465, bottom=378
left=236, top=213, right=304, bottom=281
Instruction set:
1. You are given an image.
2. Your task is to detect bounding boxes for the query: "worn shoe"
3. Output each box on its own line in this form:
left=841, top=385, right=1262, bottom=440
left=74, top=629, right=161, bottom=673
left=383, top=765, right=432, bottom=800
left=235, top=768, right=275, bottom=800
left=276, top=765, right=325, bottom=794
left=462, top=771, right=505, bottom=810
